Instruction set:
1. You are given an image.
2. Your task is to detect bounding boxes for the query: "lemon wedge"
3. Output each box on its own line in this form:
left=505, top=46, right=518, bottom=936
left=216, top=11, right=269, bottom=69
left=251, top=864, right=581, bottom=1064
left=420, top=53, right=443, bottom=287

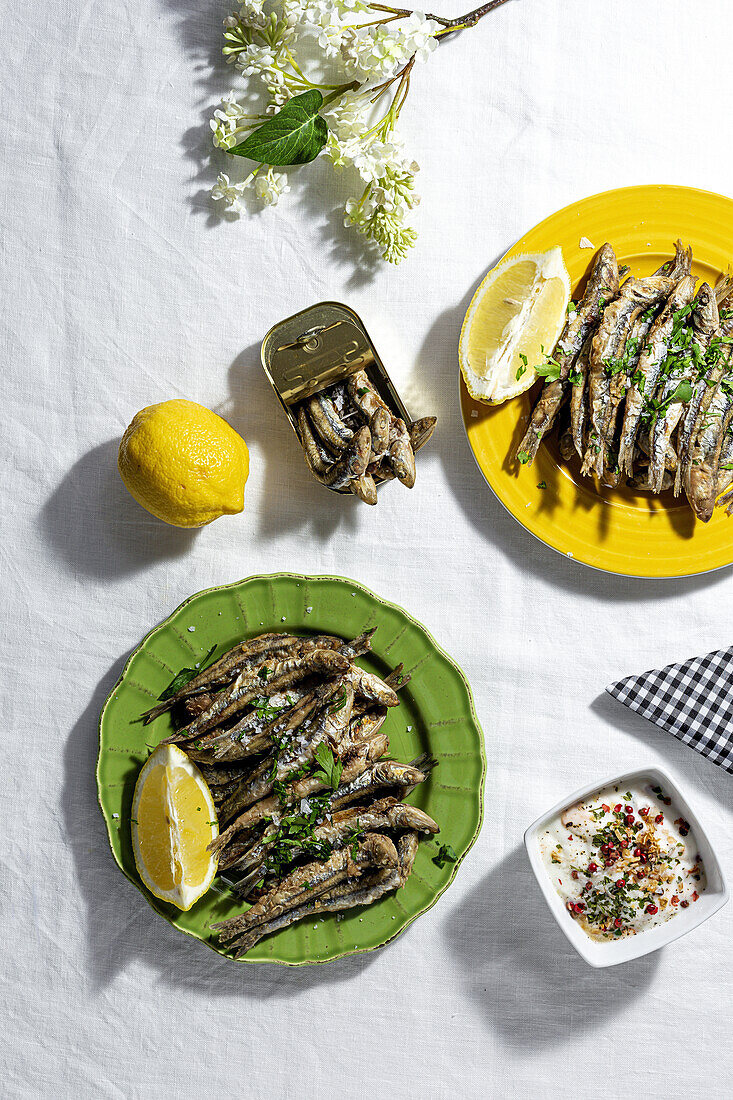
left=459, top=248, right=570, bottom=404
left=131, top=744, right=218, bottom=911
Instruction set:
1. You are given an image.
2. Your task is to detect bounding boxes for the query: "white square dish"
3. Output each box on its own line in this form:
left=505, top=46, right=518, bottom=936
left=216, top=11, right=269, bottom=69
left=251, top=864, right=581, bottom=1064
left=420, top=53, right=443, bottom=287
left=524, top=766, right=729, bottom=967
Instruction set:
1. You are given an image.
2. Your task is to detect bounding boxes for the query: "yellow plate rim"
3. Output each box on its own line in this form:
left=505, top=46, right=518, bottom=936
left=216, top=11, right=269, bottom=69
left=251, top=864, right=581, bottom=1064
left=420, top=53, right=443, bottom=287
left=460, top=183, right=733, bottom=580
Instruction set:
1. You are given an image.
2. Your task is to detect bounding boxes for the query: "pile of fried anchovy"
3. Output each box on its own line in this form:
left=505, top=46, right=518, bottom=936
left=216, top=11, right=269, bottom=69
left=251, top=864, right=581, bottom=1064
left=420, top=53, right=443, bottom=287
left=516, top=240, right=733, bottom=521
left=295, top=370, right=436, bottom=504
left=142, top=629, right=438, bottom=957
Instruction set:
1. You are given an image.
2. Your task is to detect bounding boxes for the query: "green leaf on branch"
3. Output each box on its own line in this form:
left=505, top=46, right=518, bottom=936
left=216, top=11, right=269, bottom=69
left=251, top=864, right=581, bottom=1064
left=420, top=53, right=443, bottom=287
left=228, top=90, right=328, bottom=166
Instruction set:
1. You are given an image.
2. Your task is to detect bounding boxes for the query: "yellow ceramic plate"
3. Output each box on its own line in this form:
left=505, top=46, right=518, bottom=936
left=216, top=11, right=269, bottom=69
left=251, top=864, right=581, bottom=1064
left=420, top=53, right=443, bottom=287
left=460, top=184, right=733, bottom=578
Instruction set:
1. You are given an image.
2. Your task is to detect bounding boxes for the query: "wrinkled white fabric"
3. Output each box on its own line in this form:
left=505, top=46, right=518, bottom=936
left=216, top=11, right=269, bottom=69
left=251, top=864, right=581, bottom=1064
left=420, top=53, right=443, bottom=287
left=2, top=0, right=732, bottom=1096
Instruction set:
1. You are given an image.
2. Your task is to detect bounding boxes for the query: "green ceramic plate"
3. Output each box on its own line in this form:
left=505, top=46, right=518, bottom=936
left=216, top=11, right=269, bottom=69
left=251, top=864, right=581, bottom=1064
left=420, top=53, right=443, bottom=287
left=97, top=574, right=486, bottom=965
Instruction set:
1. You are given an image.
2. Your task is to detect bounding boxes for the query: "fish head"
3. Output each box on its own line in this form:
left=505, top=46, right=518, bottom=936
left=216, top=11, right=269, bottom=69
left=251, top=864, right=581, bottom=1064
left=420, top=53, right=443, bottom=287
left=692, top=282, right=719, bottom=338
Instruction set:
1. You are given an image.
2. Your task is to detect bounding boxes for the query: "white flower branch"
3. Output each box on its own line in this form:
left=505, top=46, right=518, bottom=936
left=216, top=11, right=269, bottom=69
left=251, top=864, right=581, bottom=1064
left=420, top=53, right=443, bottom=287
left=209, top=0, right=514, bottom=262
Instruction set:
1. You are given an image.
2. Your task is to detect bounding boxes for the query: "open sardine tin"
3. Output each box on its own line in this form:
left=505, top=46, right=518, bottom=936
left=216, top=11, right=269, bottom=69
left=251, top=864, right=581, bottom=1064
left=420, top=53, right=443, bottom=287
left=261, top=301, right=413, bottom=495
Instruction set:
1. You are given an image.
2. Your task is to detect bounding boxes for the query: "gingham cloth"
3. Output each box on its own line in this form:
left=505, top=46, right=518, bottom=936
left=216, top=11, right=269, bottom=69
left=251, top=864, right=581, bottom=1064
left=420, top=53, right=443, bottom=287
left=607, top=646, right=733, bottom=774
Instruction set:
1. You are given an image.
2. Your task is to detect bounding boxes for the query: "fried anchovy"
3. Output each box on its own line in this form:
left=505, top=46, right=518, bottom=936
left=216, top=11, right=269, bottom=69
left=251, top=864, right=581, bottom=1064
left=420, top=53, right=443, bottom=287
left=369, top=406, right=390, bottom=460
left=628, top=468, right=674, bottom=492
left=684, top=343, right=733, bottom=522
left=165, top=649, right=350, bottom=744
left=306, top=392, right=353, bottom=452
left=584, top=274, right=675, bottom=479
left=149, top=633, right=339, bottom=730
left=350, top=661, right=408, bottom=719
left=207, top=653, right=360, bottom=764
left=347, top=370, right=389, bottom=419
left=228, top=797, right=438, bottom=884
left=617, top=275, right=697, bottom=477
left=345, top=708, right=387, bottom=747
left=368, top=417, right=436, bottom=484
left=516, top=243, right=619, bottom=465
left=330, top=758, right=428, bottom=811
left=297, top=405, right=332, bottom=476
left=140, top=633, right=306, bottom=723
left=198, top=761, right=252, bottom=788
left=569, top=331, right=593, bottom=457
left=715, top=422, right=733, bottom=502
left=676, top=283, right=724, bottom=495
left=194, top=635, right=374, bottom=762
left=343, top=665, right=400, bottom=707
left=350, top=473, right=379, bottom=505
left=386, top=417, right=416, bottom=487
left=209, top=734, right=390, bottom=854
left=217, top=683, right=353, bottom=823
left=228, top=832, right=419, bottom=955
left=409, top=415, right=437, bottom=452
left=645, top=278, right=705, bottom=492
left=316, top=425, right=371, bottom=489
left=187, top=686, right=316, bottom=763
left=636, top=429, right=678, bottom=472
left=213, top=833, right=398, bottom=943
left=226, top=831, right=405, bottom=954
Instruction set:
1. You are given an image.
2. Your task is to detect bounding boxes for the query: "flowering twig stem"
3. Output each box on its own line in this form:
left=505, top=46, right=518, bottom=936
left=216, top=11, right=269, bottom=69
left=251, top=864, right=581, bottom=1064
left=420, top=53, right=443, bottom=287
left=322, top=80, right=361, bottom=106
left=212, top=0, right=513, bottom=262
left=368, top=0, right=514, bottom=32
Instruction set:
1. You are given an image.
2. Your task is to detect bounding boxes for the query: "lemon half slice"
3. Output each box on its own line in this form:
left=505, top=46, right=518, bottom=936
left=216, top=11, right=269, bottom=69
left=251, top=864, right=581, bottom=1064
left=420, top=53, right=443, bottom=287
left=131, top=744, right=218, bottom=911
left=459, top=248, right=570, bottom=404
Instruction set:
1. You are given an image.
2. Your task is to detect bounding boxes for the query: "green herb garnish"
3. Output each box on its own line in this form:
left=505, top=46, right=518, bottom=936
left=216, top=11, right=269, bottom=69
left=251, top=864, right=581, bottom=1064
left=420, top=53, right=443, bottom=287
left=158, top=645, right=217, bottom=701
left=432, top=843, right=458, bottom=868
left=313, top=743, right=343, bottom=790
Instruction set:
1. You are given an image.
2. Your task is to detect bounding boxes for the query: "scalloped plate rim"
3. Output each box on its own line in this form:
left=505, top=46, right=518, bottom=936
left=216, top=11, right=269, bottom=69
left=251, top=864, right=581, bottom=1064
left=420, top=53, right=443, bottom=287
left=96, top=572, right=487, bottom=966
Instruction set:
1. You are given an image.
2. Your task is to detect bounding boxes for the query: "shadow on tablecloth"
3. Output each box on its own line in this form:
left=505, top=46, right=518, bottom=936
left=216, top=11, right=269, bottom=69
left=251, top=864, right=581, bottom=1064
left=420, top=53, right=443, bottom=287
left=444, top=845, right=659, bottom=1048
left=591, top=691, right=733, bottom=811
left=64, top=657, right=378, bottom=995
left=39, top=439, right=198, bottom=579
left=219, top=340, right=371, bottom=543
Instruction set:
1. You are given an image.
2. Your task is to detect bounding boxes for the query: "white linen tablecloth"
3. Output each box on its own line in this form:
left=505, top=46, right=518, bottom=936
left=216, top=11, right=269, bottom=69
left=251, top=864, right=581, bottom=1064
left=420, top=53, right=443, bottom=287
left=2, top=0, right=732, bottom=1096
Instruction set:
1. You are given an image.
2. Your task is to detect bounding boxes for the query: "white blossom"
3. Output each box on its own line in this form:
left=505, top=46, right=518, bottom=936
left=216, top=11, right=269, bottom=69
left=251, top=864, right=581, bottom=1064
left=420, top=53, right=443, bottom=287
left=210, top=0, right=442, bottom=262
left=211, top=172, right=249, bottom=210
left=254, top=168, right=291, bottom=206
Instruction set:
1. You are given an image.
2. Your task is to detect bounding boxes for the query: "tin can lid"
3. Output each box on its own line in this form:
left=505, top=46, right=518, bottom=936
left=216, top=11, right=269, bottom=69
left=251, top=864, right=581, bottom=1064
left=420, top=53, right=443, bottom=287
left=261, top=302, right=376, bottom=406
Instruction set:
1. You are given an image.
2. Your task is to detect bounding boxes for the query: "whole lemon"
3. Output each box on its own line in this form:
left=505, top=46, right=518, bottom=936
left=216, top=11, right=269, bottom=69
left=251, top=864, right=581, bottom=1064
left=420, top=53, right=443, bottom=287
left=118, top=399, right=249, bottom=528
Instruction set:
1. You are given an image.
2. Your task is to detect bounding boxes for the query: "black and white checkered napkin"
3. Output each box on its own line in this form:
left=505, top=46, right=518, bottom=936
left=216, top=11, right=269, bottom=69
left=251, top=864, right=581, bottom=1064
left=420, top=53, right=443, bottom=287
left=607, top=646, right=733, bottom=774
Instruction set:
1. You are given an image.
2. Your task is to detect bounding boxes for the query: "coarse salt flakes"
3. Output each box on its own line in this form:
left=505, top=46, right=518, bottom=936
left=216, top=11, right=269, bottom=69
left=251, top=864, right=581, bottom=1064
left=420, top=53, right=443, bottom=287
left=579, top=236, right=594, bottom=249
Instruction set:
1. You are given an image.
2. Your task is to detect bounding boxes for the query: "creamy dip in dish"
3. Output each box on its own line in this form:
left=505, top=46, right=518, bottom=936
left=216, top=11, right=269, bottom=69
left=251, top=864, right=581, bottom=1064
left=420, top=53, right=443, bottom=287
left=538, top=779, right=706, bottom=941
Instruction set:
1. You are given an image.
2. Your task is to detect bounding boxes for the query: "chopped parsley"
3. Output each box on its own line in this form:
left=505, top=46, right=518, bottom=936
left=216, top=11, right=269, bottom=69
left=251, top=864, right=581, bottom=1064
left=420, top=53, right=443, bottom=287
left=432, top=843, right=458, bottom=868
left=313, top=743, right=343, bottom=791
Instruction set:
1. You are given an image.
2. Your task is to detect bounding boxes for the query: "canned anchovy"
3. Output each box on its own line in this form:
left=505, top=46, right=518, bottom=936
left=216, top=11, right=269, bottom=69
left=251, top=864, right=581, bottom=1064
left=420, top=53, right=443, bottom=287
left=261, top=302, right=436, bottom=503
